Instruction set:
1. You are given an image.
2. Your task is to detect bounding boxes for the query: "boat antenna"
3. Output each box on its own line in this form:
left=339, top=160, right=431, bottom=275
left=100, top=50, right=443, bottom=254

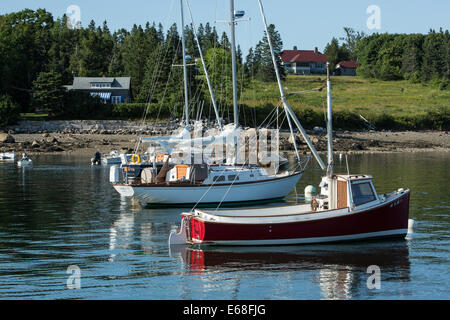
left=229, top=0, right=239, bottom=129
left=180, top=0, right=190, bottom=131
left=256, top=0, right=326, bottom=171
left=326, top=62, right=334, bottom=177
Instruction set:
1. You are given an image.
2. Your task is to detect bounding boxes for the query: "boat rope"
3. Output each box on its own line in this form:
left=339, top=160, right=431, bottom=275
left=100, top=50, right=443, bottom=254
left=215, top=163, right=247, bottom=211
left=286, top=86, right=325, bottom=96
left=189, top=164, right=238, bottom=212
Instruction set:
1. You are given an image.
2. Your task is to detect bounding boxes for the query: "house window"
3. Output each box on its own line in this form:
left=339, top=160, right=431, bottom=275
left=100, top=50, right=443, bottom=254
left=351, top=182, right=376, bottom=206
left=111, top=96, right=122, bottom=104
left=90, top=82, right=111, bottom=88
left=296, top=62, right=309, bottom=68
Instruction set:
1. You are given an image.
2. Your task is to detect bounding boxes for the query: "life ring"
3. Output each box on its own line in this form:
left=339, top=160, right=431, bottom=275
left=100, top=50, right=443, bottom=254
left=311, top=197, right=319, bottom=211
left=131, top=154, right=141, bottom=164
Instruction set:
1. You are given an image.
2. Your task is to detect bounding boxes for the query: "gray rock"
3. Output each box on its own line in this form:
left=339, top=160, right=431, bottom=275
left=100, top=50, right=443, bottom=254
left=0, top=133, right=15, bottom=143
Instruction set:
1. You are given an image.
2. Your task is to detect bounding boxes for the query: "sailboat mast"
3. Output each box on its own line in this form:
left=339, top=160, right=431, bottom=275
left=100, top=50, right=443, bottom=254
left=185, top=0, right=222, bottom=129
left=180, top=0, right=190, bottom=130
left=229, top=0, right=239, bottom=128
left=256, top=0, right=326, bottom=170
left=326, top=62, right=334, bottom=177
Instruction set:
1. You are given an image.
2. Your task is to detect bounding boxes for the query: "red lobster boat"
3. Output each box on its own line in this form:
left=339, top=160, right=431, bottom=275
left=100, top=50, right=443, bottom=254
left=169, top=174, right=411, bottom=246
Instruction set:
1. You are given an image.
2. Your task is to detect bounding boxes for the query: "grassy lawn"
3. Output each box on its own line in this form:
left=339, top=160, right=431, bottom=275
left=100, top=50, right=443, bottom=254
left=240, top=75, right=450, bottom=120
left=20, top=113, right=49, bottom=120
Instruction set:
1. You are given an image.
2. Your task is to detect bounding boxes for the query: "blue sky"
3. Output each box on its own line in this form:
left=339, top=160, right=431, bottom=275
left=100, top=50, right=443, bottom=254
left=2, top=0, right=449, bottom=55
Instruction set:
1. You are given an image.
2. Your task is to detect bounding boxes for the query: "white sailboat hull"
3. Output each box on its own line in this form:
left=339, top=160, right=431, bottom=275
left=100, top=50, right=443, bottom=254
left=114, top=172, right=302, bottom=205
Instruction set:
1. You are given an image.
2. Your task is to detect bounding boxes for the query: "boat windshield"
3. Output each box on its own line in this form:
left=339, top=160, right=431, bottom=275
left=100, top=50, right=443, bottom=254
left=351, top=181, right=376, bottom=206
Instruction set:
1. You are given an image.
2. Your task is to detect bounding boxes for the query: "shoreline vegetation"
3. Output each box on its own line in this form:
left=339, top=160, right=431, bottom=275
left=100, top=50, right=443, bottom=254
left=5, top=75, right=450, bottom=131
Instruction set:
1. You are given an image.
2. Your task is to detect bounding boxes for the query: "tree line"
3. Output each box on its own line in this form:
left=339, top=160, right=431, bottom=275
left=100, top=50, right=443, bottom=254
left=0, top=9, right=284, bottom=125
left=324, top=27, right=450, bottom=87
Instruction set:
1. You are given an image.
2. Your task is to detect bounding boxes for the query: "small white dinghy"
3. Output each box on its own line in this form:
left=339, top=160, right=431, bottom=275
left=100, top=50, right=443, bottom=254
left=0, top=152, right=16, bottom=161
left=17, top=159, right=33, bottom=167
left=17, top=154, right=33, bottom=167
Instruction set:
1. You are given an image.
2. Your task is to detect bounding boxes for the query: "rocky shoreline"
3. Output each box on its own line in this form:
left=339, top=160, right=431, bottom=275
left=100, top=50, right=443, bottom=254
left=1, top=120, right=449, bottom=156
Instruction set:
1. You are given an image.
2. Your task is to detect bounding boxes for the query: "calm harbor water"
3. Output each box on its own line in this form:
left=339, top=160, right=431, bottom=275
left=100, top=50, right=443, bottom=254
left=0, top=151, right=448, bottom=300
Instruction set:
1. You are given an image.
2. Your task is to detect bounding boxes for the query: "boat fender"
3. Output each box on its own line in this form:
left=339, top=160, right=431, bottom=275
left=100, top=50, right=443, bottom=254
left=109, top=165, right=119, bottom=183
left=311, top=197, right=319, bottom=211
left=131, top=154, right=141, bottom=164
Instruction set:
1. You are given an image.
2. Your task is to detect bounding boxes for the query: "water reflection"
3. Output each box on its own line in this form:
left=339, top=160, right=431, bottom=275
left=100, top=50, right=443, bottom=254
left=170, top=240, right=411, bottom=299
left=0, top=152, right=447, bottom=299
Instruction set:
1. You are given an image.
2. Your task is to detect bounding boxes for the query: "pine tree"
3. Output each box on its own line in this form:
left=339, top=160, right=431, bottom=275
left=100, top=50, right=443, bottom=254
left=32, top=71, right=65, bottom=115
left=324, top=37, right=350, bottom=72
left=253, top=24, right=285, bottom=82
left=422, top=29, right=447, bottom=80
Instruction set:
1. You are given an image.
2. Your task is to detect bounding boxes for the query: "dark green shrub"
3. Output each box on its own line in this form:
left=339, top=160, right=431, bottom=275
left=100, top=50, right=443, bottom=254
left=367, top=113, right=402, bottom=130
left=0, top=94, right=21, bottom=127
left=60, top=91, right=110, bottom=119
left=295, top=108, right=323, bottom=129
left=333, top=110, right=365, bottom=130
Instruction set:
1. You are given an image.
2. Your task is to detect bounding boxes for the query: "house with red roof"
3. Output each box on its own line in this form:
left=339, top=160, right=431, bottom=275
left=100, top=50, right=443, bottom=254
left=336, top=61, right=359, bottom=76
left=281, top=47, right=328, bottom=75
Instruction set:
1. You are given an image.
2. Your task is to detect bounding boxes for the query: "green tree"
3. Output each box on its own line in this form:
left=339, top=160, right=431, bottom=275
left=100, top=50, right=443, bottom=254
left=401, top=34, right=424, bottom=80
left=253, top=24, right=285, bottom=82
left=122, top=24, right=155, bottom=100
left=341, top=27, right=366, bottom=61
left=421, top=29, right=447, bottom=81
left=32, top=71, right=65, bottom=115
left=0, top=94, right=20, bottom=126
left=0, top=9, right=54, bottom=111
left=324, top=37, right=350, bottom=72
left=47, top=15, right=78, bottom=84
left=69, top=20, right=114, bottom=77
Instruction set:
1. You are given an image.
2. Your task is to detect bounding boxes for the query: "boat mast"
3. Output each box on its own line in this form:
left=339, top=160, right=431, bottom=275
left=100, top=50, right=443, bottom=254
left=185, top=0, right=222, bottom=129
left=256, top=0, right=326, bottom=170
left=229, top=0, right=239, bottom=128
left=180, top=0, right=190, bottom=130
left=326, top=62, right=334, bottom=177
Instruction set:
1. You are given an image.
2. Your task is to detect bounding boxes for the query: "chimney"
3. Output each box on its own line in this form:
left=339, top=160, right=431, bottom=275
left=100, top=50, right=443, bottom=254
left=314, top=47, right=318, bottom=54
left=293, top=45, right=297, bottom=51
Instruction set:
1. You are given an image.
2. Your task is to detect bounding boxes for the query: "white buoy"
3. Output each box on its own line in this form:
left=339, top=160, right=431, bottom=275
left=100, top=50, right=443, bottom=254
left=304, top=185, right=317, bottom=196
left=407, top=219, right=415, bottom=235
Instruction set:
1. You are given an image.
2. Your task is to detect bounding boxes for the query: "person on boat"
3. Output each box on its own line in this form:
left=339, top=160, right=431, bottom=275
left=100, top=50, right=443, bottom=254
left=21, top=153, right=29, bottom=161
left=92, top=151, right=102, bottom=165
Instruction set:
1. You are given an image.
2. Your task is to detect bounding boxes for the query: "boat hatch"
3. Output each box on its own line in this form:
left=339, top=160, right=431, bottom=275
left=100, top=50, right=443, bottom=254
left=175, top=164, right=189, bottom=180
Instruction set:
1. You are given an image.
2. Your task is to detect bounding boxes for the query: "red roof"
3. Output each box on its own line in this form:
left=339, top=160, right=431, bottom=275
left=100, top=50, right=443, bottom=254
left=337, top=61, right=358, bottom=68
left=281, top=50, right=327, bottom=63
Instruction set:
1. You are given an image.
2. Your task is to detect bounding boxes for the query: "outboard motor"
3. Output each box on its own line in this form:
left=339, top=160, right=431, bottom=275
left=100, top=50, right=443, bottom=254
left=91, top=151, right=102, bottom=165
